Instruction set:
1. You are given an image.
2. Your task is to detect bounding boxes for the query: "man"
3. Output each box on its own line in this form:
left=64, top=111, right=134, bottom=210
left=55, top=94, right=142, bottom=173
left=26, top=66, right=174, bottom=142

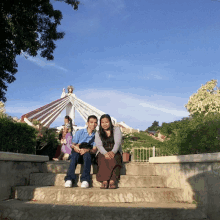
left=64, top=115, right=98, bottom=188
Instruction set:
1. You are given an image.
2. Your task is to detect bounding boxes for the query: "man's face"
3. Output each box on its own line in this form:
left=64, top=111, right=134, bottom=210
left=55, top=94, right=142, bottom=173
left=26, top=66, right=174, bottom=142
left=87, top=118, right=98, bottom=131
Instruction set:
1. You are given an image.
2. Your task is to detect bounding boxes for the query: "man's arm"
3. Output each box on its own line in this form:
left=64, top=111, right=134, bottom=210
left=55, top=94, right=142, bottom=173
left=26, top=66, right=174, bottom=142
left=71, top=130, right=81, bottom=153
left=71, top=143, right=80, bottom=153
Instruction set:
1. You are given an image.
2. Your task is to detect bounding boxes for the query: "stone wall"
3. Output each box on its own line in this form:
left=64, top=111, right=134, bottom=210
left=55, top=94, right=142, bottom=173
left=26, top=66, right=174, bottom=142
left=149, top=152, right=220, bottom=220
left=0, top=152, right=48, bottom=201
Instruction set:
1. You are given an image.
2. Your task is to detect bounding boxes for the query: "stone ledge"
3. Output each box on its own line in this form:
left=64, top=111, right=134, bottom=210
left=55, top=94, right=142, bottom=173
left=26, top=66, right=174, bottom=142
left=149, top=152, right=220, bottom=163
left=0, top=151, right=49, bottom=162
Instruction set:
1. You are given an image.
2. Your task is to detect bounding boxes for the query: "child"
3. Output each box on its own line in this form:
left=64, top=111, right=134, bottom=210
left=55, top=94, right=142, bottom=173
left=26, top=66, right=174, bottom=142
left=53, top=116, right=73, bottom=161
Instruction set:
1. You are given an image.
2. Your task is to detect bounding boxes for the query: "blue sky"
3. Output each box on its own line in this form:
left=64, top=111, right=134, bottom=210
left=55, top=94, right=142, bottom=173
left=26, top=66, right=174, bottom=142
left=4, top=0, right=220, bottom=130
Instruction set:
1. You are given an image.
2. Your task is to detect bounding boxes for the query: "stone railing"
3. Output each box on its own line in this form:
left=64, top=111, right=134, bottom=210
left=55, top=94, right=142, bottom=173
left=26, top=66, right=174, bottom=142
left=149, top=152, right=220, bottom=220
left=0, top=151, right=49, bottom=201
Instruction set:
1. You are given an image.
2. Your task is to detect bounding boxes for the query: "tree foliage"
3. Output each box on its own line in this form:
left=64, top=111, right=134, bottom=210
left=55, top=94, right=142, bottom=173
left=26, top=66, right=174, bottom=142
left=184, top=79, right=220, bottom=117
left=0, top=116, right=37, bottom=153
left=158, top=112, right=220, bottom=156
left=0, top=0, right=80, bottom=102
left=147, top=120, right=160, bottom=131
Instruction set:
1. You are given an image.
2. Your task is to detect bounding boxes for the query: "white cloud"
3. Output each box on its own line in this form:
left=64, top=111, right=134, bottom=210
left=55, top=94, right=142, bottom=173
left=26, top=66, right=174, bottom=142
left=21, top=52, right=68, bottom=72
left=139, top=103, right=189, bottom=117
left=75, top=89, right=190, bottom=129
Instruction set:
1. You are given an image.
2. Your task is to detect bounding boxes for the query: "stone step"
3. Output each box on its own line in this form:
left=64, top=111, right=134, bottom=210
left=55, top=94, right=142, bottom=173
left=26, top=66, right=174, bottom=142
left=30, top=173, right=167, bottom=188
left=13, top=186, right=184, bottom=203
left=40, top=161, right=156, bottom=175
left=0, top=199, right=208, bottom=220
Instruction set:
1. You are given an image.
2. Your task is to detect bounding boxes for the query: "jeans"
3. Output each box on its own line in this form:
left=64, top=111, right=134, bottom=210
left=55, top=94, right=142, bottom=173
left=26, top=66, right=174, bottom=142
left=64, top=151, right=92, bottom=183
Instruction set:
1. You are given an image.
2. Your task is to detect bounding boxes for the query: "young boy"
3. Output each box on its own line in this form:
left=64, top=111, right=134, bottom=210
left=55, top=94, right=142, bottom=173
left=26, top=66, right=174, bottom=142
left=64, top=115, right=98, bottom=188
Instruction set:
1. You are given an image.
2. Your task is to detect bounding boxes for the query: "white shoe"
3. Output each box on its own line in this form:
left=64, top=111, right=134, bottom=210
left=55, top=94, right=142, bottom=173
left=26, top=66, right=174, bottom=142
left=81, top=181, right=89, bottom=188
left=64, top=180, right=72, bottom=188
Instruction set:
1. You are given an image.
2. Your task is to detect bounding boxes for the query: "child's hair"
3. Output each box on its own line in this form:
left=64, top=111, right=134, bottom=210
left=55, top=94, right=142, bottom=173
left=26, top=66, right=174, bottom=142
left=87, top=115, right=98, bottom=122
left=65, top=115, right=73, bottom=133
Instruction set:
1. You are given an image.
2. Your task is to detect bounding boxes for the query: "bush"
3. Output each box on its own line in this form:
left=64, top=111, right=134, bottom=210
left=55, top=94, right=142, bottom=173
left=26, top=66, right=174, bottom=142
left=0, top=117, right=37, bottom=154
left=36, top=127, right=60, bottom=160
left=158, top=112, right=220, bottom=156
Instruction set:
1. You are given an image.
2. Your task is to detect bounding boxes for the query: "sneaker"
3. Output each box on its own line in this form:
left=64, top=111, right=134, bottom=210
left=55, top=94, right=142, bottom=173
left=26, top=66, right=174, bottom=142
left=81, top=181, right=89, bottom=188
left=64, top=180, right=72, bottom=188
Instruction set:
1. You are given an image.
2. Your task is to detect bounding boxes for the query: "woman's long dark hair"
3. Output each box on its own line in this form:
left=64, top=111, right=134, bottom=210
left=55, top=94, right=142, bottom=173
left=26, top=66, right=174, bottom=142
left=65, top=115, right=73, bottom=133
left=99, top=114, right=114, bottom=148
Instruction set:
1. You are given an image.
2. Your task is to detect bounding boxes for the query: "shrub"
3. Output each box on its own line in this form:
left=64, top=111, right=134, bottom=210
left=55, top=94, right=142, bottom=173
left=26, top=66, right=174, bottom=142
left=0, top=117, right=37, bottom=154
left=158, top=112, right=220, bottom=156
left=36, top=127, right=60, bottom=160
left=122, top=133, right=133, bottom=153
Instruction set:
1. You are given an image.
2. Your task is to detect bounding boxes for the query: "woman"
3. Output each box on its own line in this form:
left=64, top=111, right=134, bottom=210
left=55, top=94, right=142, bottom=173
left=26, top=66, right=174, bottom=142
left=53, top=116, right=73, bottom=161
left=95, top=114, right=123, bottom=189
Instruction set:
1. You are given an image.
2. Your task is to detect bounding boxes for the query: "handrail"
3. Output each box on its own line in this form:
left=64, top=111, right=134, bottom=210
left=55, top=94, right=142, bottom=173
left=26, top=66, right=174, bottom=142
left=131, top=146, right=161, bottom=162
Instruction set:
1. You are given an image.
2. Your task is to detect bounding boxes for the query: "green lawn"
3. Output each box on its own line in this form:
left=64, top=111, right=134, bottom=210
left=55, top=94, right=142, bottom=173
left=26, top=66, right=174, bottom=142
left=130, top=132, right=161, bottom=148
left=128, top=132, right=162, bottom=161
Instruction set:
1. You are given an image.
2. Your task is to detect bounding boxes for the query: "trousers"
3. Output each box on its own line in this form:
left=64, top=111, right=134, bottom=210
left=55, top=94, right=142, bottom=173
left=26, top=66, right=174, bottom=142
left=64, top=151, right=92, bottom=183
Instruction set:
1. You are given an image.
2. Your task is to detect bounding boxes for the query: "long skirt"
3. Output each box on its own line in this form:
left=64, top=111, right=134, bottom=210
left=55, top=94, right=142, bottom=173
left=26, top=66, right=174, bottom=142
left=61, top=132, right=72, bottom=155
left=96, top=152, right=122, bottom=182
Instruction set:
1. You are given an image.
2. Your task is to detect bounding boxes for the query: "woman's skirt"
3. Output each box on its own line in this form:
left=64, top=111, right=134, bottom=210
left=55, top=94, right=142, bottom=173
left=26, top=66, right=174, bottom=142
left=61, top=132, right=72, bottom=155
left=96, top=152, right=122, bottom=182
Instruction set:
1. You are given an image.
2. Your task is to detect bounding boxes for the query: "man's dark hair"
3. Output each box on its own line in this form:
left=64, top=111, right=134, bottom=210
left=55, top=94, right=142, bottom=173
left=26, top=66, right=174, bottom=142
left=87, top=115, right=98, bottom=122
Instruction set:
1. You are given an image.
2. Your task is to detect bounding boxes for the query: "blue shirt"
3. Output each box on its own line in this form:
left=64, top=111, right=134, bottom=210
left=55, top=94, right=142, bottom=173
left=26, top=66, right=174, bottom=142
left=72, top=128, right=96, bottom=147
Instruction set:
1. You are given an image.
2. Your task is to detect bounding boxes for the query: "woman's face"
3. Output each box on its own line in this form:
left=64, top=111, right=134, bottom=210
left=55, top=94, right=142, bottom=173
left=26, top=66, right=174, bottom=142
left=68, top=88, right=73, bottom=93
left=101, top=117, right=110, bottom=130
left=64, top=118, right=69, bottom=124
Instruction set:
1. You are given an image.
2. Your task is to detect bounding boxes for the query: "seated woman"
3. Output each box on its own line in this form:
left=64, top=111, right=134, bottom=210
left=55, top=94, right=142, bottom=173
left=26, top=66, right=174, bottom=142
left=53, top=116, right=73, bottom=161
left=95, top=114, right=123, bottom=189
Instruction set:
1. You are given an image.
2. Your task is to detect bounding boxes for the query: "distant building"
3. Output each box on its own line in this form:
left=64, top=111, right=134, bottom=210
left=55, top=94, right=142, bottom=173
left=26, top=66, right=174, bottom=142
left=116, top=121, right=139, bottom=134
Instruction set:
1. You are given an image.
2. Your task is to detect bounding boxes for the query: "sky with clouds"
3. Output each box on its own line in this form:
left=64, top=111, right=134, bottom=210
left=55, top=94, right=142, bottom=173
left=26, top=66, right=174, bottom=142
left=4, top=0, right=220, bottom=130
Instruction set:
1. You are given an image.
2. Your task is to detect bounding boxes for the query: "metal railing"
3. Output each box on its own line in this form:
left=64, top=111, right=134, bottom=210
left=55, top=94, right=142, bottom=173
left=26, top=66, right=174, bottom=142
left=131, top=146, right=161, bottom=162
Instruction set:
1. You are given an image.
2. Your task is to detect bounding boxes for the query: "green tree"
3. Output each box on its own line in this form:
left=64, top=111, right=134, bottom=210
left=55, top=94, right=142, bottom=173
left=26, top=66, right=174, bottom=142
left=148, top=120, right=159, bottom=131
left=0, top=0, right=80, bottom=102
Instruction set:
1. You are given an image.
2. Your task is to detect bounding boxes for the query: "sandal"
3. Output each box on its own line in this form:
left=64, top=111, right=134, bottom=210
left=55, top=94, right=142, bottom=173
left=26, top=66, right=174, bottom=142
left=109, top=180, right=117, bottom=189
left=100, top=181, right=109, bottom=189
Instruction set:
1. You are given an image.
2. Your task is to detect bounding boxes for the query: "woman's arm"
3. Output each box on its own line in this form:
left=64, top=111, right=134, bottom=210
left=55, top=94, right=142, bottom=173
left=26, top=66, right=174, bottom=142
left=95, top=132, right=108, bottom=155
left=111, top=126, right=122, bottom=154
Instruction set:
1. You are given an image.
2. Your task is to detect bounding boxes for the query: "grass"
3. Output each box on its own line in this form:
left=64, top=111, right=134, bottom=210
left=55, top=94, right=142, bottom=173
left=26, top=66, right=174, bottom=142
left=130, top=132, right=162, bottom=148
left=128, top=132, right=162, bottom=161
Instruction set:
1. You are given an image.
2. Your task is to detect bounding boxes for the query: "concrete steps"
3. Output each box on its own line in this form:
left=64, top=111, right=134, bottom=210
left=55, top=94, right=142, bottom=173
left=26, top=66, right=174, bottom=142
left=40, top=161, right=157, bottom=175
left=13, top=186, right=184, bottom=203
left=0, top=162, right=209, bottom=220
left=30, top=173, right=167, bottom=188
left=0, top=199, right=208, bottom=220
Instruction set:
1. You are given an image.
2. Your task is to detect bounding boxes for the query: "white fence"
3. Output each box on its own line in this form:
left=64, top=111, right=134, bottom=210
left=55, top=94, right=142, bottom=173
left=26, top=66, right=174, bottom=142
left=131, top=146, right=162, bottom=162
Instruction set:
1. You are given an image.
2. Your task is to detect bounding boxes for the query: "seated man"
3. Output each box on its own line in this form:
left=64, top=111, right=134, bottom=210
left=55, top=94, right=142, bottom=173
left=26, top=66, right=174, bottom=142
left=64, top=115, right=98, bottom=188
